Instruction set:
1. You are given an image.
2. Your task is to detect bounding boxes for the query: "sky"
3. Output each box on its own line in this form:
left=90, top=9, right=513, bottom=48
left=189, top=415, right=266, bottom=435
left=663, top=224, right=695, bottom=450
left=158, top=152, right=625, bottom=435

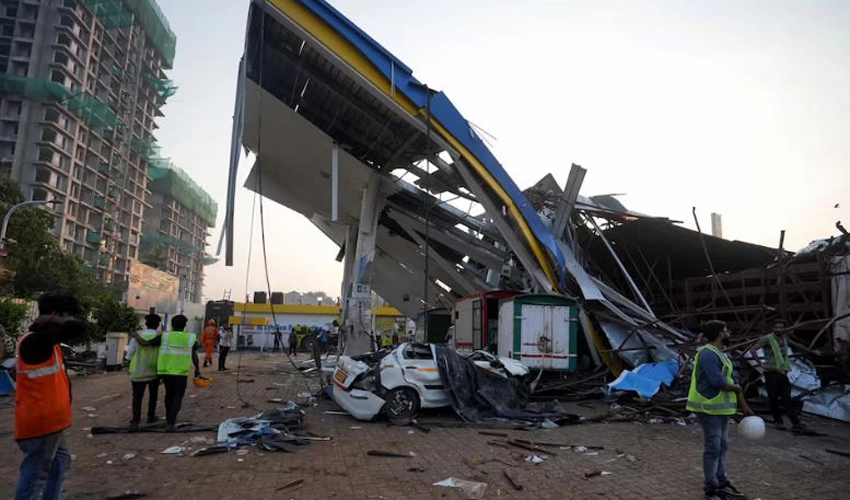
left=152, top=0, right=850, bottom=303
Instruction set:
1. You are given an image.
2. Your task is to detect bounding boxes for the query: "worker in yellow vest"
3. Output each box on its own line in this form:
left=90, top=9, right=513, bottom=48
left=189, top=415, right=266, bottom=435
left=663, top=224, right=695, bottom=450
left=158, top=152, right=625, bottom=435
left=127, top=313, right=163, bottom=431
left=750, top=319, right=805, bottom=431
left=14, top=294, right=87, bottom=500
left=687, top=320, right=752, bottom=500
left=157, top=314, right=201, bottom=432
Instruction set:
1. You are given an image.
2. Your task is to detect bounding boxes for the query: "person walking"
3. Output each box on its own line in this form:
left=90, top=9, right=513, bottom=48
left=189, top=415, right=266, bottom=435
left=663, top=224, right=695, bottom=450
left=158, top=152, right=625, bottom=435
left=200, top=320, right=217, bottom=367
left=218, top=326, right=233, bottom=371
left=687, top=320, right=752, bottom=500
left=288, top=328, right=298, bottom=356
left=157, top=315, right=201, bottom=432
left=127, top=314, right=163, bottom=431
left=14, top=293, right=87, bottom=500
left=750, top=319, right=806, bottom=431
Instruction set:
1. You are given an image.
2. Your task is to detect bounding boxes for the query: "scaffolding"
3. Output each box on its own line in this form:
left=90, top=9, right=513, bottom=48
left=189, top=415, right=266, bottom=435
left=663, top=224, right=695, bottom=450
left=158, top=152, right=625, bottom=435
left=147, top=160, right=218, bottom=227
left=82, top=0, right=176, bottom=68
left=0, top=74, right=118, bottom=128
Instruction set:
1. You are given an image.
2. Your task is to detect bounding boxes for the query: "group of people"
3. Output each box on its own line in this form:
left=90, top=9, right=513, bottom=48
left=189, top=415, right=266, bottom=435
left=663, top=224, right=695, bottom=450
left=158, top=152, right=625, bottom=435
left=12, top=294, right=206, bottom=500
left=688, top=319, right=811, bottom=500
left=9, top=290, right=815, bottom=500
left=199, top=319, right=233, bottom=371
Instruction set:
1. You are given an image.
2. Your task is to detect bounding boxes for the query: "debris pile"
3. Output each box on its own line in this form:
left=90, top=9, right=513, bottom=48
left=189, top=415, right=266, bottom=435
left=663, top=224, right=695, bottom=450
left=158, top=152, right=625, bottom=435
left=192, top=401, right=329, bottom=456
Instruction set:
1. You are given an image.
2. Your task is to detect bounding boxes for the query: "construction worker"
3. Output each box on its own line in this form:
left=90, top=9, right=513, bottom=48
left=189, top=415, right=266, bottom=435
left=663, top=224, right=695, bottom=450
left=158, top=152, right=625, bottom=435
left=157, top=314, right=201, bottom=432
left=14, top=293, right=87, bottom=500
left=200, top=319, right=217, bottom=367
left=750, top=319, right=806, bottom=430
left=127, top=314, right=163, bottom=431
left=217, top=326, right=233, bottom=371
left=687, top=320, right=752, bottom=500
left=381, top=331, right=393, bottom=349
left=287, top=327, right=298, bottom=356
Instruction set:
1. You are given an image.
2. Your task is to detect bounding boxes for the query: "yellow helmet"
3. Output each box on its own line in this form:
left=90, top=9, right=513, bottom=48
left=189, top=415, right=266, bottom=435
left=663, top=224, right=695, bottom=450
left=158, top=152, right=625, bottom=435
left=193, top=376, right=212, bottom=389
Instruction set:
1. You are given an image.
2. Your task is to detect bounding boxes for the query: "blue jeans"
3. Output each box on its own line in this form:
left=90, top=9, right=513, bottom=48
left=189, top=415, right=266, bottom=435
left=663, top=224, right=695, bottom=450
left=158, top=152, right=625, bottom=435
left=696, top=413, right=729, bottom=493
left=15, top=431, right=71, bottom=500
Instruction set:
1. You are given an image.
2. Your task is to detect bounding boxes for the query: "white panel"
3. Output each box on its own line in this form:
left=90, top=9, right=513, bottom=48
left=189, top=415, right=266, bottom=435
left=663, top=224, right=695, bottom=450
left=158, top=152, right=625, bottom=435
left=550, top=305, right=571, bottom=370
left=498, top=301, right=514, bottom=358
left=520, top=305, right=547, bottom=369
left=454, top=299, right=474, bottom=350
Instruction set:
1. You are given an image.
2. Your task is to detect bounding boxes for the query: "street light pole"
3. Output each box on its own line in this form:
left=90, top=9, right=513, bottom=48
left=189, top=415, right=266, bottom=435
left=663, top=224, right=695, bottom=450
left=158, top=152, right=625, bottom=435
left=0, top=199, right=60, bottom=254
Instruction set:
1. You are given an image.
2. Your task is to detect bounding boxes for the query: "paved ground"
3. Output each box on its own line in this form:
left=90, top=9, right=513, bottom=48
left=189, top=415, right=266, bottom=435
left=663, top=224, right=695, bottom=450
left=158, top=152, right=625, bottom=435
left=2, top=351, right=850, bottom=500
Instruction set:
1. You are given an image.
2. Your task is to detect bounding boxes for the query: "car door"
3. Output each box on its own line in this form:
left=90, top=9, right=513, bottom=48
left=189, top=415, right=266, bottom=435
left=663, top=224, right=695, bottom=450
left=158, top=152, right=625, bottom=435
left=395, top=344, right=448, bottom=408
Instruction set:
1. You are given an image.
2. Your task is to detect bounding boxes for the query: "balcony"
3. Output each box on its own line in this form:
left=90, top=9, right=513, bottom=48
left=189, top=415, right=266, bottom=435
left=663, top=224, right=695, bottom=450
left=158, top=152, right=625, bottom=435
left=86, top=232, right=101, bottom=244
left=93, top=196, right=105, bottom=208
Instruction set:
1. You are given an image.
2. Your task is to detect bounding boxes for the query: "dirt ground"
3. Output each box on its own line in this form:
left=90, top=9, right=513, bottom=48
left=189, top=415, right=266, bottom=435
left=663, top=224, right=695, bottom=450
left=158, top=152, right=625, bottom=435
left=2, top=351, right=850, bottom=500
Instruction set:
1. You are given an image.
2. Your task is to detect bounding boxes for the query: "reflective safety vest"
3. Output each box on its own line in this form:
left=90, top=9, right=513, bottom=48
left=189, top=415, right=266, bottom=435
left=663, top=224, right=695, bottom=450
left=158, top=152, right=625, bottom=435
left=129, top=329, right=160, bottom=382
left=764, top=334, right=791, bottom=373
left=15, top=334, right=72, bottom=440
left=686, top=344, right=738, bottom=415
left=157, top=331, right=196, bottom=376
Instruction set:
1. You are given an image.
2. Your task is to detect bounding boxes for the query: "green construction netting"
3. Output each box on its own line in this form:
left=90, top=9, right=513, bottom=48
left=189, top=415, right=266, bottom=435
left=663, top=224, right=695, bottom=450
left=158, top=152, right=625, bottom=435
left=83, top=0, right=134, bottom=29
left=140, top=234, right=217, bottom=267
left=147, top=162, right=218, bottom=227
left=0, top=74, right=118, bottom=128
left=84, top=0, right=176, bottom=69
left=145, top=72, right=177, bottom=100
left=140, top=233, right=203, bottom=255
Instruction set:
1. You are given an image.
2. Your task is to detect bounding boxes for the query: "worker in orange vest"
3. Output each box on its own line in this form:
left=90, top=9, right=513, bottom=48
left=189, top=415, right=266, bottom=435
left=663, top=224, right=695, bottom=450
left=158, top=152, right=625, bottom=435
left=14, top=293, right=87, bottom=500
left=200, top=319, right=218, bottom=368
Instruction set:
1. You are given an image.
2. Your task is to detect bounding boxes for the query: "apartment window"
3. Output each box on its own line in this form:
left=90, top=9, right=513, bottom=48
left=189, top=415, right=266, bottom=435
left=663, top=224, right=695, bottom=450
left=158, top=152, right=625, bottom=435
left=57, top=33, right=72, bottom=48
left=53, top=52, right=69, bottom=66
left=35, top=167, right=53, bottom=185
left=32, top=188, right=49, bottom=201
left=70, top=182, right=80, bottom=199
left=0, top=122, right=18, bottom=137
left=38, top=148, right=56, bottom=165
left=4, top=6, right=17, bottom=18
left=10, top=60, right=28, bottom=75
left=41, top=128, right=57, bottom=144
left=66, top=203, right=77, bottom=219
left=21, top=4, right=38, bottom=20
left=50, top=70, right=66, bottom=87
left=17, top=24, right=35, bottom=40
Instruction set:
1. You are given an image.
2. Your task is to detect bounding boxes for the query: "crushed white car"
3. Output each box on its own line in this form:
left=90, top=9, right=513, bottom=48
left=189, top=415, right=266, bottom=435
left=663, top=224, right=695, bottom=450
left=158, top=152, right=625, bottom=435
left=331, top=342, right=530, bottom=420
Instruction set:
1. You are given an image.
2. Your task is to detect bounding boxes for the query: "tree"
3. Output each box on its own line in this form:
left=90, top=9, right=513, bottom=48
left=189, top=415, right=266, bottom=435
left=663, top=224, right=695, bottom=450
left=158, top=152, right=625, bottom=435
left=0, top=297, right=28, bottom=357
left=90, top=294, right=141, bottom=342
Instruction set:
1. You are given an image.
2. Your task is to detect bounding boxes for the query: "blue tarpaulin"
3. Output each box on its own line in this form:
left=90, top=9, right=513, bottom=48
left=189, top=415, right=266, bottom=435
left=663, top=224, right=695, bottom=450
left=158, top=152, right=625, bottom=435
left=0, top=371, right=14, bottom=396
left=607, top=360, right=679, bottom=399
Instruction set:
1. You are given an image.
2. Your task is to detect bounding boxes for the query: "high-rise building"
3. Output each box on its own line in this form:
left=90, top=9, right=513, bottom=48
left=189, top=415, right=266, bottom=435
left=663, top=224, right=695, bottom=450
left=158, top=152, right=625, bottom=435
left=139, top=161, right=216, bottom=305
left=0, top=0, right=176, bottom=285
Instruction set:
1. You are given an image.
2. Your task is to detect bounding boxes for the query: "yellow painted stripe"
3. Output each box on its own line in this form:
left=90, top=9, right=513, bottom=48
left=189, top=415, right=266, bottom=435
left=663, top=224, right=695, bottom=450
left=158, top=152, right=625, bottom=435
left=236, top=302, right=340, bottom=314
left=265, top=0, right=558, bottom=290
left=418, top=367, right=439, bottom=372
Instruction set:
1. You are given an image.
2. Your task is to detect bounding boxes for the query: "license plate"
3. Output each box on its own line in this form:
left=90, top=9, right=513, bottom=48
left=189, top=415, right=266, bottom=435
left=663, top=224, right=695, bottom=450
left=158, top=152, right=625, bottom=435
left=333, top=369, right=348, bottom=384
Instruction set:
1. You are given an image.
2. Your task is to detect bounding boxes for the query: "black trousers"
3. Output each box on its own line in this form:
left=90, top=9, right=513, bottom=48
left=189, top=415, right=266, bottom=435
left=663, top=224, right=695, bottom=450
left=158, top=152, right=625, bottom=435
left=160, top=375, right=188, bottom=426
left=765, top=370, right=800, bottom=425
left=131, top=379, right=159, bottom=424
left=218, top=346, right=230, bottom=369
left=288, top=343, right=297, bottom=356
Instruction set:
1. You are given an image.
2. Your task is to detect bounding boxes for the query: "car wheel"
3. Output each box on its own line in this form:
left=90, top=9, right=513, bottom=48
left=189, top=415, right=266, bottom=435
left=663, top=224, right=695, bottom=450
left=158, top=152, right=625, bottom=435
left=301, top=337, right=315, bottom=352
left=383, top=387, right=420, bottom=420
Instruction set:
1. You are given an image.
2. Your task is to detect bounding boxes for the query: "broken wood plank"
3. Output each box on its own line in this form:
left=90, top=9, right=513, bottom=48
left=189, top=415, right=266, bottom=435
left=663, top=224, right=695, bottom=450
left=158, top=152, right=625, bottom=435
left=275, top=478, right=304, bottom=491
left=502, top=470, right=523, bottom=491
left=367, top=450, right=411, bottom=458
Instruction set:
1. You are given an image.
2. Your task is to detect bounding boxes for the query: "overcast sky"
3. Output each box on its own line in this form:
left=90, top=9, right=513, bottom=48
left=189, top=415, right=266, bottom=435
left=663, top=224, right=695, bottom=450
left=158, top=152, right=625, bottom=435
left=153, top=0, right=850, bottom=303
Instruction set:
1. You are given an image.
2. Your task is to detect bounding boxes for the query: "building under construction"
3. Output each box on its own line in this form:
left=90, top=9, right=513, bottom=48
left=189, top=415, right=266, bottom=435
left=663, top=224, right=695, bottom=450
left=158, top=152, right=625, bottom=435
left=140, top=158, right=217, bottom=304
left=0, top=0, right=176, bottom=285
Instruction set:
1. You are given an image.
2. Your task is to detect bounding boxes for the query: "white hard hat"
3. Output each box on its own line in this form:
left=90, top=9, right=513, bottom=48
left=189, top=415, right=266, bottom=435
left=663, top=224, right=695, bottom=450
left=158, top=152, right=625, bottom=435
left=738, top=416, right=766, bottom=440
